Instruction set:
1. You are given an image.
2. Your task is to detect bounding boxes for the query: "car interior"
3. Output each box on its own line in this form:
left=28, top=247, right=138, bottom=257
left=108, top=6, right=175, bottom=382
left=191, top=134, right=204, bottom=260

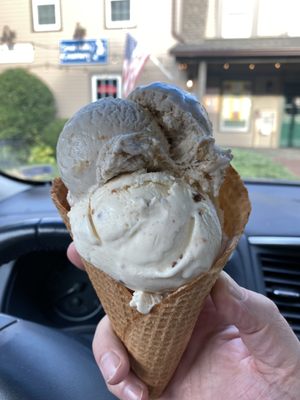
left=0, top=172, right=299, bottom=399
left=1, top=0, right=300, bottom=398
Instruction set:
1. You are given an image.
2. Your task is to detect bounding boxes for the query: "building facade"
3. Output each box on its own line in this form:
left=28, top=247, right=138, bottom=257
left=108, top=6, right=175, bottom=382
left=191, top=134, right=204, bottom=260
left=171, top=0, right=300, bottom=148
left=1, top=0, right=300, bottom=148
left=0, top=0, right=182, bottom=118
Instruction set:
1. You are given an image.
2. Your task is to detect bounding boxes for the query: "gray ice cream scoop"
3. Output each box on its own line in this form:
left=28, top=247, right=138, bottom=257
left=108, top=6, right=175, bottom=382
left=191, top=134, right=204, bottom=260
left=57, top=82, right=232, bottom=202
left=57, top=96, right=172, bottom=203
left=129, top=82, right=232, bottom=196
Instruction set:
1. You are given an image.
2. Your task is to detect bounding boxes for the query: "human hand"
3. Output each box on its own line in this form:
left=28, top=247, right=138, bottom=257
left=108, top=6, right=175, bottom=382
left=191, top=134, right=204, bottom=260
left=67, top=242, right=300, bottom=400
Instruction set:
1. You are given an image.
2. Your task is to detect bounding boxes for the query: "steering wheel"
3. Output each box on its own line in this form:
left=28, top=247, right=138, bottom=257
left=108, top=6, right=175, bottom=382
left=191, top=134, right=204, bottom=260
left=0, top=218, right=117, bottom=400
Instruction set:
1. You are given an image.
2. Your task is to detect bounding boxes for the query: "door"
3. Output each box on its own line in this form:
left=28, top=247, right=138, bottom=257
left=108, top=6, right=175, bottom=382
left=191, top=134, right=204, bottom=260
left=281, top=83, right=300, bottom=148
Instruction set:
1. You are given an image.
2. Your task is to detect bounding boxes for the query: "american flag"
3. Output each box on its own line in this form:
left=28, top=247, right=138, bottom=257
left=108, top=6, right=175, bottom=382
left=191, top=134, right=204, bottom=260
left=122, top=33, right=150, bottom=97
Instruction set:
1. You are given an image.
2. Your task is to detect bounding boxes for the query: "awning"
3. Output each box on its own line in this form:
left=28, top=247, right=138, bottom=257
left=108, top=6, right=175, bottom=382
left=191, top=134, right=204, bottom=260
left=170, top=37, right=300, bottom=63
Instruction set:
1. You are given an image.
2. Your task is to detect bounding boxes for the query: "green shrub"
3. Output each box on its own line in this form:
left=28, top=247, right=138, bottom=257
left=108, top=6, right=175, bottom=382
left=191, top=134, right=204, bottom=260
left=28, top=144, right=55, bottom=165
left=0, top=68, right=56, bottom=144
left=43, top=118, right=67, bottom=150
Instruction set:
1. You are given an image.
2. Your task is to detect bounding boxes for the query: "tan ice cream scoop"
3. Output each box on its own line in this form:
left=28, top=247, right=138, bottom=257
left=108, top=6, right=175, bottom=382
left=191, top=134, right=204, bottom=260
left=68, top=170, right=222, bottom=313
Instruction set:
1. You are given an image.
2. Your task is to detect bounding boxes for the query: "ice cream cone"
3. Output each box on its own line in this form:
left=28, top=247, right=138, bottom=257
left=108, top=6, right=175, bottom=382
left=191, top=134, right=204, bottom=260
left=51, top=165, right=250, bottom=399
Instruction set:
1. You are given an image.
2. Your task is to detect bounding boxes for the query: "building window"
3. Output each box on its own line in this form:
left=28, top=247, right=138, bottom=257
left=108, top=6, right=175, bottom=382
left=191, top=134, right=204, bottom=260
left=32, top=0, right=61, bottom=32
left=257, top=0, right=300, bottom=37
left=220, top=81, right=252, bottom=133
left=220, top=0, right=255, bottom=38
left=105, top=0, right=136, bottom=28
left=91, top=75, right=122, bottom=101
left=111, top=0, right=130, bottom=21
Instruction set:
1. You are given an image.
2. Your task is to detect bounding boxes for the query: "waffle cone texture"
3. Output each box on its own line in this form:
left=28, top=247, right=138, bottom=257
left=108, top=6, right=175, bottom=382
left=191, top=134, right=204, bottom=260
left=51, top=165, right=250, bottom=399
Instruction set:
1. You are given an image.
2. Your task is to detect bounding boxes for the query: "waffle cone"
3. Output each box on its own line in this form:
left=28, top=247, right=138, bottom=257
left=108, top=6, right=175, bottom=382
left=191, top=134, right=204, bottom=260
left=51, top=165, right=250, bottom=398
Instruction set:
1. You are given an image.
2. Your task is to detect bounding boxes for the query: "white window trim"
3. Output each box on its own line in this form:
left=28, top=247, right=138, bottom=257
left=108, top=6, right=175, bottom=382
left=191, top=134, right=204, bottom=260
left=91, top=75, right=122, bottom=101
left=105, top=0, right=136, bottom=29
left=32, top=0, right=61, bottom=32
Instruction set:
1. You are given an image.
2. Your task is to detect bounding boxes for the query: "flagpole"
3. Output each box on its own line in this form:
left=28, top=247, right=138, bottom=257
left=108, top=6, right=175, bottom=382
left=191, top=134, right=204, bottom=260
left=149, top=55, right=174, bottom=81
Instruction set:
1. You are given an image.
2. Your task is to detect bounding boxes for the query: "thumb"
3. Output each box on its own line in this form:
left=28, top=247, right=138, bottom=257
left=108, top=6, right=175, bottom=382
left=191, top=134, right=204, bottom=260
left=211, top=272, right=300, bottom=370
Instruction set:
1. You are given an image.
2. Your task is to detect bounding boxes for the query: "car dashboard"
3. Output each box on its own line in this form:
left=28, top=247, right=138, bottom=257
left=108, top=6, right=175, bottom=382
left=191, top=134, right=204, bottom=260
left=0, top=179, right=300, bottom=340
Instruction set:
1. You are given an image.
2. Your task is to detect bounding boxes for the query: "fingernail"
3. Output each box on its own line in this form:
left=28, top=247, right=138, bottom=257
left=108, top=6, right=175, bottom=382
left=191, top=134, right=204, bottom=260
left=227, top=275, right=245, bottom=301
left=124, top=383, right=144, bottom=400
left=99, top=351, right=121, bottom=382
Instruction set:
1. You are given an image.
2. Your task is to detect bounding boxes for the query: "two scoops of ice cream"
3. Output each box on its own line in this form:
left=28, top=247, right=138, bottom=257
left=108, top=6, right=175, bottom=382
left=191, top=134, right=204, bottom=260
left=52, top=82, right=250, bottom=398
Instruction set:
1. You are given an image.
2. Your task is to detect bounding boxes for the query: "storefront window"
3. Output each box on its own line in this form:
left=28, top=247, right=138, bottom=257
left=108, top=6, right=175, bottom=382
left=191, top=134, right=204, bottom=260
left=220, top=81, right=252, bottom=132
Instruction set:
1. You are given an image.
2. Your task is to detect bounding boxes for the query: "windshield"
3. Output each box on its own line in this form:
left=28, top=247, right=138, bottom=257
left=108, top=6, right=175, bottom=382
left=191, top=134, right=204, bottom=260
left=1, top=0, right=299, bottom=183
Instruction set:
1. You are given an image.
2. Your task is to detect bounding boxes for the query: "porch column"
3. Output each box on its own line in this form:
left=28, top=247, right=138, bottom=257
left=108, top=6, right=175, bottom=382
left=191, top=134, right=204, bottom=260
left=197, top=61, right=207, bottom=101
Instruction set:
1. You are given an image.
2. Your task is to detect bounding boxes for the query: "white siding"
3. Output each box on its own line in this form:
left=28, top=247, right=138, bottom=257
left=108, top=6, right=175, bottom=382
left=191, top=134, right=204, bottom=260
left=0, top=0, right=179, bottom=117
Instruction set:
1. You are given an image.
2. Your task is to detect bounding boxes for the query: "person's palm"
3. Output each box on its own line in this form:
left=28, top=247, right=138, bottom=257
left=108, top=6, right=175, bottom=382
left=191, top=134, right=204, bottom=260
left=161, top=297, right=288, bottom=400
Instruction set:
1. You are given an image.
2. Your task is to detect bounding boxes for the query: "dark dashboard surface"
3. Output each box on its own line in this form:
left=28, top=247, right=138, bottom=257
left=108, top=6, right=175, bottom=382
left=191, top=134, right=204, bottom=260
left=0, top=180, right=300, bottom=339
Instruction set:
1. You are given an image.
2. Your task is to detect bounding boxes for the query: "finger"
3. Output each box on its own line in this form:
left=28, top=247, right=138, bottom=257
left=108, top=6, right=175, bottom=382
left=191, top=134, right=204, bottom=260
left=93, top=316, right=130, bottom=385
left=67, top=242, right=85, bottom=270
left=93, top=316, right=148, bottom=399
left=107, top=371, right=149, bottom=400
left=211, top=272, right=300, bottom=370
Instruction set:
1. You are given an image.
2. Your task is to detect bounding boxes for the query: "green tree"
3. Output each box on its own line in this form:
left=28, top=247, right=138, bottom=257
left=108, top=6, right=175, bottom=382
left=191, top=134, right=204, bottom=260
left=0, top=68, right=56, bottom=143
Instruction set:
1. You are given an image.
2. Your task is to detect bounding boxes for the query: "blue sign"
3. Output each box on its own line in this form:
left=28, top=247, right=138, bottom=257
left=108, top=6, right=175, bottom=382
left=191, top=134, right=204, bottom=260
left=59, top=39, right=108, bottom=64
